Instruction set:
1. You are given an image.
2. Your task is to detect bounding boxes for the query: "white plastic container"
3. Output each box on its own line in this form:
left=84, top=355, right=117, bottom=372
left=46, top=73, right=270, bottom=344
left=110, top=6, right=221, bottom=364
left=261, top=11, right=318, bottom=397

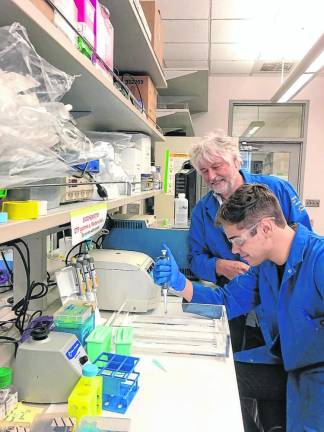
left=174, top=193, right=188, bottom=227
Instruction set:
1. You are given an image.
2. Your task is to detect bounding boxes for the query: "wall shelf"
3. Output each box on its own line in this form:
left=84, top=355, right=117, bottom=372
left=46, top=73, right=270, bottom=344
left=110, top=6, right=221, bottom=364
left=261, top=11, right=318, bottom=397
left=157, top=108, right=195, bottom=136
left=1, top=0, right=164, bottom=141
left=102, top=0, right=167, bottom=89
left=0, top=190, right=162, bottom=243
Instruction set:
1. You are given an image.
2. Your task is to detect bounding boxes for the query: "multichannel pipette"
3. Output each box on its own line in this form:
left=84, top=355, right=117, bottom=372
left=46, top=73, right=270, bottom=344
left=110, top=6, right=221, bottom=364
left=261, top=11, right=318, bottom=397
left=160, top=249, right=169, bottom=314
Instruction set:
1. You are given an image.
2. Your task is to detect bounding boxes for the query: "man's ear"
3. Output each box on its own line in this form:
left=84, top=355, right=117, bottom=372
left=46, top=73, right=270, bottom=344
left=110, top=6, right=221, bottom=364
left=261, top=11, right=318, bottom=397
left=261, top=219, right=274, bottom=237
left=233, top=156, right=240, bottom=169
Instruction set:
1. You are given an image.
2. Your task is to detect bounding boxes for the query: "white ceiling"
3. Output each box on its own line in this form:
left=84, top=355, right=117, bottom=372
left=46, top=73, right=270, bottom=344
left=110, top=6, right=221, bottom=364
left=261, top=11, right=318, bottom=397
left=155, top=0, right=324, bottom=75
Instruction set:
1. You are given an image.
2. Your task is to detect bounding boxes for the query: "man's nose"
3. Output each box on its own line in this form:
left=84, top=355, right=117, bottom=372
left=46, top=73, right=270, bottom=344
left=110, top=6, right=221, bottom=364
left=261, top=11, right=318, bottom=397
left=206, top=169, right=215, bottom=181
left=231, top=243, right=240, bottom=254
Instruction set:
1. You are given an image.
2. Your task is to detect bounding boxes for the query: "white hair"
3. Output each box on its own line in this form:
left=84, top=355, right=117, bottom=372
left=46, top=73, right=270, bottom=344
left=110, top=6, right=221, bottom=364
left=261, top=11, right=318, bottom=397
left=190, top=130, right=242, bottom=173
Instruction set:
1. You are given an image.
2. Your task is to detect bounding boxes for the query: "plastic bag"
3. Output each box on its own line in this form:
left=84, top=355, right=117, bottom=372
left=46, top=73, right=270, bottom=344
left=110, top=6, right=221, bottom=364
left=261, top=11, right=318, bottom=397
left=0, top=22, right=74, bottom=102
left=0, top=24, right=113, bottom=188
left=86, top=132, right=135, bottom=198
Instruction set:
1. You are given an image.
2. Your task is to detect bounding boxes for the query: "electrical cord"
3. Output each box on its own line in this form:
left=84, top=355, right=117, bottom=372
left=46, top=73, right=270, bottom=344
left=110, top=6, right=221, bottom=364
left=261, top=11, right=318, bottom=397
left=65, top=239, right=90, bottom=266
left=1, top=239, right=48, bottom=335
left=0, top=336, right=19, bottom=356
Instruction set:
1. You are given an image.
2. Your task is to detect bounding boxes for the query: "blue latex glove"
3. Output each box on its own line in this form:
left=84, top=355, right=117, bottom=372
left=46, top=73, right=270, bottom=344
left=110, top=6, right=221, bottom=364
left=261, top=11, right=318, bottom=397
left=153, top=244, right=186, bottom=292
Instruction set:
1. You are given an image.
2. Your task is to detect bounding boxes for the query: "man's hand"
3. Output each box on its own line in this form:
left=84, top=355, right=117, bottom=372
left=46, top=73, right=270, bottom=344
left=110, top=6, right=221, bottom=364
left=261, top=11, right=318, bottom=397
left=216, top=259, right=250, bottom=280
left=153, top=244, right=186, bottom=292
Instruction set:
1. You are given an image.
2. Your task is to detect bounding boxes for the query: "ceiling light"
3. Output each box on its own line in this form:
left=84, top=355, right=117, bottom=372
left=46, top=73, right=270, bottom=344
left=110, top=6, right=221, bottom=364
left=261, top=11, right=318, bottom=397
left=271, top=33, right=324, bottom=103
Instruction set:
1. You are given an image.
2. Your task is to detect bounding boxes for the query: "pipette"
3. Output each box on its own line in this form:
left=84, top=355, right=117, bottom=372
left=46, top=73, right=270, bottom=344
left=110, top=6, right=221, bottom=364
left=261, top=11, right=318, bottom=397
left=160, top=249, right=169, bottom=314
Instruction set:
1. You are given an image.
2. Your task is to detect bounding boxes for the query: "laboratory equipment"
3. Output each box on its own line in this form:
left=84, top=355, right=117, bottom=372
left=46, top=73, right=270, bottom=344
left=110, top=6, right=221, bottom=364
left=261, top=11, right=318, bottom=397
left=115, top=327, right=133, bottom=355
left=174, top=160, right=197, bottom=219
left=111, top=300, right=230, bottom=358
left=60, top=176, right=94, bottom=203
left=7, top=178, right=62, bottom=210
left=86, top=325, right=113, bottom=362
left=94, top=353, right=140, bottom=414
left=0, top=368, right=18, bottom=420
left=14, top=332, right=88, bottom=403
left=53, top=301, right=95, bottom=345
left=55, top=266, right=80, bottom=301
left=68, top=363, right=102, bottom=425
left=159, top=249, right=169, bottom=314
left=89, top=249, right=160, bottom=312
left=102, top=219, right=194, bottom=278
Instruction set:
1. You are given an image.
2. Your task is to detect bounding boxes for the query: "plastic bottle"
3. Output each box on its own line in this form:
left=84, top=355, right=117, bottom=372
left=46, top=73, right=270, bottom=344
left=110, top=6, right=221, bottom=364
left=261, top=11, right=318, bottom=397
left=0, top=367, right=18, bottom=420
left=174, top=193, right=188, bottom=227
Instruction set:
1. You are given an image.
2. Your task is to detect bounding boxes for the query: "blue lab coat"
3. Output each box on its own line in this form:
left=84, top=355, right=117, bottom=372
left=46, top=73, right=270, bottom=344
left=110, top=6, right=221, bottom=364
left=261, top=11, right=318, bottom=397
left=190, top=223, right=324, bottom=431
left=188, top=170, right=312, bottom=284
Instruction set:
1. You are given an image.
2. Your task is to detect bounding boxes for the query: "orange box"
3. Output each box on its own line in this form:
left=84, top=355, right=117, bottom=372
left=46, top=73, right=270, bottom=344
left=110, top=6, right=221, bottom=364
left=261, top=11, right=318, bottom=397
left=123, top=75, right=157, bottom=124
left=30, top=0, right=54, bottom=21
left=140, top=0, right=164, bottom=67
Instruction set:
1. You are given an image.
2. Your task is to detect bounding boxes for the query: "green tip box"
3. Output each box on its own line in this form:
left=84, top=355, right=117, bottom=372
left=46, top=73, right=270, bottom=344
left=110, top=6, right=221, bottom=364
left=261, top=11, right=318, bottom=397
left=86, top=325, right=113, bottom=362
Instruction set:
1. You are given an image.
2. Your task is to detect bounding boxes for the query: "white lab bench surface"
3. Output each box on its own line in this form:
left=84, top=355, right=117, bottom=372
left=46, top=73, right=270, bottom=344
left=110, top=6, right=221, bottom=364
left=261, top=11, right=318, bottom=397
left=47, top=299, right=244, bottom=431
left=106, top=353, right=244, bottom=432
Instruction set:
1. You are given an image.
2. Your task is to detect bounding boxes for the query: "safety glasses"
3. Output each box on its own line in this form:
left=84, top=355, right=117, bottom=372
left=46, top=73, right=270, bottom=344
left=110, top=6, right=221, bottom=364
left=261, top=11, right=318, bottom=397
left=228, top=217, right=275, bottom=248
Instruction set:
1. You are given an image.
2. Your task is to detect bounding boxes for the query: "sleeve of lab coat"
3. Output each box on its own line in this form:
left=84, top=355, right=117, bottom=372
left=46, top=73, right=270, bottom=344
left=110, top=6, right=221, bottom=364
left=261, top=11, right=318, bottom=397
left=191, top=266, right=260, bottom=319
left=188, top=202, right=218, bottom=283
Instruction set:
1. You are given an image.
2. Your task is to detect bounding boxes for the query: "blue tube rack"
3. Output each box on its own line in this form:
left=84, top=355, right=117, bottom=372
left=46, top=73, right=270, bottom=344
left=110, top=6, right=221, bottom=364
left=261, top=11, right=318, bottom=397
left=94, top=352, right=140, bottom=414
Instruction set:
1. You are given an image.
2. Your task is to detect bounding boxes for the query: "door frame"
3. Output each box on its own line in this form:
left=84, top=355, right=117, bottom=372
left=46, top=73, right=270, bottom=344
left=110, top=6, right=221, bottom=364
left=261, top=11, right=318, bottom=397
left=239, top=141, right=302, bottom=192
left=228, top=100, right=309, bottom=198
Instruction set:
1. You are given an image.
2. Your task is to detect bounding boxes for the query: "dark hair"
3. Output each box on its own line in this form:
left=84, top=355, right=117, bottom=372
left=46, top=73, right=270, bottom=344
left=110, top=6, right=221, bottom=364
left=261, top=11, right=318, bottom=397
left=216, top=184, right=286, bottom=229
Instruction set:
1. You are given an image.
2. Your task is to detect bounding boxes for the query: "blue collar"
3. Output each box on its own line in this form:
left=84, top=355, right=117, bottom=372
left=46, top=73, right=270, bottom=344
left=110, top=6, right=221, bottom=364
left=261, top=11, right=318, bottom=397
left=285, top=223, right=308, bottom=270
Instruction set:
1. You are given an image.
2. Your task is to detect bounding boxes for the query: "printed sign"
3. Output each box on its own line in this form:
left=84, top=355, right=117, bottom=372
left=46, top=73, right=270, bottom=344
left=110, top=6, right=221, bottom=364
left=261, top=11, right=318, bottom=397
left=164, top=150, right=190, bottom=195
left=70, top=203, right=107, bottom=246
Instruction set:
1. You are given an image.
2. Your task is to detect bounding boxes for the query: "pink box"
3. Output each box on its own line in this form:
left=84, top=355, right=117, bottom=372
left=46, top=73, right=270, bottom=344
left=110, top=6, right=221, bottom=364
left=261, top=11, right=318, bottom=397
left=74, top=0, right=97, bottom=47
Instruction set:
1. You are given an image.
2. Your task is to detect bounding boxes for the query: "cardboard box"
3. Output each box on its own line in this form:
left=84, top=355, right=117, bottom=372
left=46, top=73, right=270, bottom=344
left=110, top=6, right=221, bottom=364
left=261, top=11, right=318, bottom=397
left=140, top=0, right=164, bottom=67
left=123, top=75, right=157, bottom=124
left=30, top=0, right=54, bottom=21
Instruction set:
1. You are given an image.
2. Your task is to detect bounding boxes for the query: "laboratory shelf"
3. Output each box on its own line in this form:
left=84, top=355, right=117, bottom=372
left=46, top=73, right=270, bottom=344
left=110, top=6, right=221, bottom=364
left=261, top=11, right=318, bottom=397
left=0, top=0, right=165, bottom=142
left=0, top=190, right=162, bottom=243
left=102, top=0, right=167, bottom=89
left=156, top=108, right=195, bottom=136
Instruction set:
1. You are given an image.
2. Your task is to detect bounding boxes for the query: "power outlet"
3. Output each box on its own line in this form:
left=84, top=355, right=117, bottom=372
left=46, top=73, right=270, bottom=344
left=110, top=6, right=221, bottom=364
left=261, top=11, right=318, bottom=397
left=305, top=199, right=320, bottom=207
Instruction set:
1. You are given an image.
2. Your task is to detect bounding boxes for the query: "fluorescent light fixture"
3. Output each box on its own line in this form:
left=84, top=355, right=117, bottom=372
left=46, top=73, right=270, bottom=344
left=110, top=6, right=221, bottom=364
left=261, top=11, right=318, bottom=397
left=272, top=33, right=324, bottom=103
left=242, top=121, right=265, bottom=137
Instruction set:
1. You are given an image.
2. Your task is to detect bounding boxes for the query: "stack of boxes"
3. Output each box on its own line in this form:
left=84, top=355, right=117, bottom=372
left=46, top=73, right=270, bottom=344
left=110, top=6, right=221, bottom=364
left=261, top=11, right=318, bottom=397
left=123, top=0, right=164, bottom=125
left=30, top=0, right=114, bottom=80
left=140, top=0, right=164, bottom=67
left=30, top=0, right=164, bottom=124
left=122, top=75, right=158, bottom=125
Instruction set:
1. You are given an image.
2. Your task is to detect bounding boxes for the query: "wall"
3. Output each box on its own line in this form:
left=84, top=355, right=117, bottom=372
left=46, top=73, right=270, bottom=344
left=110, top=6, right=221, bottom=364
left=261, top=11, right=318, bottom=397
left=192, top=75, right=324, bottom=233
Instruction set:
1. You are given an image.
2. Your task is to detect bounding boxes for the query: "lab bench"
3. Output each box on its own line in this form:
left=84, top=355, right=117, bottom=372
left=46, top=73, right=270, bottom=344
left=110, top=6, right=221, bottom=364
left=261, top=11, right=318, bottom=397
left=44, top=299, right=244, bottom=432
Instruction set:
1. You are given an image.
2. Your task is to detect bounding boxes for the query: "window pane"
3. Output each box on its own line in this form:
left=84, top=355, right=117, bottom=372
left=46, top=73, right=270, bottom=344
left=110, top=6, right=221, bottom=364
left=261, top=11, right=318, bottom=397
left=232, top=104, right=303, bottom=138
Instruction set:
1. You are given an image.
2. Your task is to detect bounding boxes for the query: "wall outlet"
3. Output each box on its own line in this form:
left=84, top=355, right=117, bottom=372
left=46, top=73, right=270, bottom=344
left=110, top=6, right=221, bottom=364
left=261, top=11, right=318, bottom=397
left=305, top=199, right=320, bottom=207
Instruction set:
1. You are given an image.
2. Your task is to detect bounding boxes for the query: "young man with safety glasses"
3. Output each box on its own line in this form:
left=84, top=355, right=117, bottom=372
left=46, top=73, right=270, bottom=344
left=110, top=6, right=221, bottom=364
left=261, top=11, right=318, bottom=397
left=153, top=184, right=324, bottom=432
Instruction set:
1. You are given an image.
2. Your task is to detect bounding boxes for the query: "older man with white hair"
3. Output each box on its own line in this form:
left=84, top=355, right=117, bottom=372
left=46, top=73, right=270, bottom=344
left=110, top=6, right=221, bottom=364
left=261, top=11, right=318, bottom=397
left=188, top=130, right=311, bottom=351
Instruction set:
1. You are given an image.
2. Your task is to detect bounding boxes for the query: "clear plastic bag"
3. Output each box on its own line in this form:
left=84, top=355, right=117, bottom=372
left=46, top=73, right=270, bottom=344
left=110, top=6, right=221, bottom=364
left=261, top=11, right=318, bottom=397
left=0, top=23, right=113, bottom=188
left=0, top=22, right=74, bottom=102
left=86, top=132, right=134, bottom=198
